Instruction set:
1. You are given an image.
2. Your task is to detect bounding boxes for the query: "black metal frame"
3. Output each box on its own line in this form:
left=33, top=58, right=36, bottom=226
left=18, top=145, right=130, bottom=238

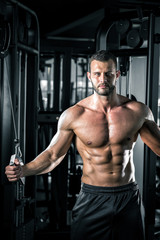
left=0, top=1, right=40, bottom=239
left=96, top=8, right=160, bottom=240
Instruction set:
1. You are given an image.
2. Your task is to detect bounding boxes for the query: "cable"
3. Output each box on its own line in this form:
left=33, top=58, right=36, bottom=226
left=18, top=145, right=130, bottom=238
left=5, top=57, right=18, bottom=141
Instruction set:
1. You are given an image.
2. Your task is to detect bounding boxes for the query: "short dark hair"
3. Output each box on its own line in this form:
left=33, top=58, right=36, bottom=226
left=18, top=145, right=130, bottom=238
left=88, top=50, right=117, bottom=71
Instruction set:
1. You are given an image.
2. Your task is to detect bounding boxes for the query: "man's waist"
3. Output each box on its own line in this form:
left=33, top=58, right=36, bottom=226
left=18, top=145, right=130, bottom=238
left=81, top=181, right=138, bottom=194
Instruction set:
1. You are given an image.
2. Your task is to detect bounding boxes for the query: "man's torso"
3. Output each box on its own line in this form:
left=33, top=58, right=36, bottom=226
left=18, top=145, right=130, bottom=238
left=70, top=95, right=147, bottom=186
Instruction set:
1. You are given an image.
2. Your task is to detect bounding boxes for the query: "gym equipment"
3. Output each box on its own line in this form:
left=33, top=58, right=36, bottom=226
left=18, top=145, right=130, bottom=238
left=116, top=19, right=131, bottom=35
left=0, top=18, right=11, bottom=58
left=96, top=8, right=160, bottom=240
left=126, top=29, right=143, bottom=48
left=140, top=20, right=148, bottom=40
left=9, top=139, right=25, bottom=185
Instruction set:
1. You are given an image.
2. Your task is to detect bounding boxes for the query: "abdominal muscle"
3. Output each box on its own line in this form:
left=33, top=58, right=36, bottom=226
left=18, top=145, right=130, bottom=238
left=78, top=143, right=135, bottom=187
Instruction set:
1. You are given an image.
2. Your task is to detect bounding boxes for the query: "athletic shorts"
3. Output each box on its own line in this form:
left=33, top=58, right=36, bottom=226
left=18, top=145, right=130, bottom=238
left=71, top=182, right=145, bottom=240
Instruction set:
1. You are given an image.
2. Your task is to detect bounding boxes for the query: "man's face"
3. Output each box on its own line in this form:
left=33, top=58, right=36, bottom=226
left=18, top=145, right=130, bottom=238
left=87, top=59, right=120, bottom=96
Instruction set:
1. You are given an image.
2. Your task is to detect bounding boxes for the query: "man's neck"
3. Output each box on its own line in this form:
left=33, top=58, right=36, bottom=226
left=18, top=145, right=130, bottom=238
left=92, top=91, right=119, bottom=113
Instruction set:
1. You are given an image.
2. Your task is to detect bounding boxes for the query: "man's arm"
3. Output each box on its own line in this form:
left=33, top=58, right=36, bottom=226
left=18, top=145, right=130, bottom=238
left=5, top=109, right=74, bottom=181
left=139, top=106, right=160, bottom=156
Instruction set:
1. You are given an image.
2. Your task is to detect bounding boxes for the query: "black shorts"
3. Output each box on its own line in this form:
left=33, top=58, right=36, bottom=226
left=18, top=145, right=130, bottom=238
left=71, top=182, right=145, bottom=240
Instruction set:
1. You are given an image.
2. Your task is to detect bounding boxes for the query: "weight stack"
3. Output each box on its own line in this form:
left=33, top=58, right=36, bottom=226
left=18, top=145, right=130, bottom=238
left=14, top=219, right=35, bottom=240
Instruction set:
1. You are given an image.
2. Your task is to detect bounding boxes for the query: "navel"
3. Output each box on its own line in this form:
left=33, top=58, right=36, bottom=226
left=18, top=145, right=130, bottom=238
left=87, top=141, right=92, bottom=145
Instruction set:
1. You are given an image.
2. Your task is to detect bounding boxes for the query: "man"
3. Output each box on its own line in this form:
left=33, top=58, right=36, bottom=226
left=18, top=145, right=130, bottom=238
left=5, top=50, right=160, bottom=240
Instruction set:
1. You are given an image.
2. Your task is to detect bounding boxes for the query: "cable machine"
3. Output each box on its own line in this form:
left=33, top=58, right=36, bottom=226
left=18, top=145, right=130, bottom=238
left=0, top=1, right=40, bottom=239
left=96, top=3, right=160, bottom=240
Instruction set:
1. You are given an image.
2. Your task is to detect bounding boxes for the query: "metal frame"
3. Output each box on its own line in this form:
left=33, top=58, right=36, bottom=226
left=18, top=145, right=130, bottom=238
left=143, top=13, right=160, bottom=240
left=96, top=9, right=160, bottom=240
left=0, top=1, right=40, bottom=239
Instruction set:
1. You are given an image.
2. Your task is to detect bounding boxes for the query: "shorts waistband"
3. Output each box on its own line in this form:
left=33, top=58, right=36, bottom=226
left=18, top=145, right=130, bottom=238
left=81, top=181, right=138, bottom=194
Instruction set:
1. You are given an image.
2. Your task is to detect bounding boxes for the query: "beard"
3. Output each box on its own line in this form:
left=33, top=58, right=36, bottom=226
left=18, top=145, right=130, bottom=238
left=91, top=80, right=115, bottom=96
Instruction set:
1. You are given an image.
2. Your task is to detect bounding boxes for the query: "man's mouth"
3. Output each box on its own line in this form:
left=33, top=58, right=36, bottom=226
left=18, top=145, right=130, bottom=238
left=99, top=84, right=108, bottom=89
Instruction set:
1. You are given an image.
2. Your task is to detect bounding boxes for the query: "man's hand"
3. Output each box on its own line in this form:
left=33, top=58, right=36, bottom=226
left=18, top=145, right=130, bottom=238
left=5, top=159, right=23, bottom=182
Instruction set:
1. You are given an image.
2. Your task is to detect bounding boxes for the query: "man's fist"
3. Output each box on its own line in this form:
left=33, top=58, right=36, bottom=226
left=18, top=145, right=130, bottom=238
left=5, top=159, right=23, bottom=182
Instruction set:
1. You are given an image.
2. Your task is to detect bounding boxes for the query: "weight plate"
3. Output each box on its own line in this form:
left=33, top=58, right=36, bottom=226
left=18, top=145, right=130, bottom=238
left=126, top=29, right=142, bottom=48
left=116, top=19, right=131, bottom=35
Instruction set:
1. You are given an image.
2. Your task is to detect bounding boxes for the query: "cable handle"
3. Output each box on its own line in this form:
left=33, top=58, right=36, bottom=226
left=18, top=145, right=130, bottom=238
left=9, top=139, right=25, bottom=184
left=14, top=139, right=22, bottom=158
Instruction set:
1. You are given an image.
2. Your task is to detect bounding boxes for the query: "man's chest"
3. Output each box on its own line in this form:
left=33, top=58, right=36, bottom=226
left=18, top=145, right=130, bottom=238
left=73, top=109, right=143, bottom=147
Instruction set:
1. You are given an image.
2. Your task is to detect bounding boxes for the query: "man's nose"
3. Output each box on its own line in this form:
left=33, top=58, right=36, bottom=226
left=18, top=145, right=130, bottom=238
left=99, top=74, right=107, bottom=82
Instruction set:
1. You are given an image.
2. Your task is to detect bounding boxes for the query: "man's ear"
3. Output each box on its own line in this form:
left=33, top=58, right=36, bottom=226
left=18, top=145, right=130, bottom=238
left=116, top=70, right=121, bottom=79
left=87, top=71, right=91, bottom=81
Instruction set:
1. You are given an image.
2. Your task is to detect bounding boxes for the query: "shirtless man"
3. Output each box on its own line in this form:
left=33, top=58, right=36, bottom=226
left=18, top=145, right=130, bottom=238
left=5, top=50, right=160, bottom=240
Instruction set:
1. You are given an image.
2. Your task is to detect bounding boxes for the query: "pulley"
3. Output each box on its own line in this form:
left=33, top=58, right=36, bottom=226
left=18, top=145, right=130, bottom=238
left=126, top=29, right=143, bottom=48
left=116, top=19, right=131, bottom=35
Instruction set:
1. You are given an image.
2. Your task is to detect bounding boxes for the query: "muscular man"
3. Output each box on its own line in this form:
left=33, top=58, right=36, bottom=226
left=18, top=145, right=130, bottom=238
left=5, top=50, right=160, bottom=240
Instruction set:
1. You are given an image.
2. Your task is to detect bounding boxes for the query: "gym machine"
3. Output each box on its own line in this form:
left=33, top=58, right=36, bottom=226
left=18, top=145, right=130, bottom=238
left=36, top=52, right=92, bottom=236
left=0, top=1, right=39, bottom=239
left=96, top=3, right=160, bottom=240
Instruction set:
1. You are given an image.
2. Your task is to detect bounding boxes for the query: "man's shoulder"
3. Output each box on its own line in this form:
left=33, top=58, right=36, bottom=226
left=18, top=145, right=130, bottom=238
left=126, top=99, right=148, bottom=112
left=63, top=104, right=84, bottom=119
left=121, top=96, right=152, bottom=120
left=118, top=94, right=149, bottom=114
left=59, top=97, right=90, bottom=127
left=68, top=95, right=92, bottom=115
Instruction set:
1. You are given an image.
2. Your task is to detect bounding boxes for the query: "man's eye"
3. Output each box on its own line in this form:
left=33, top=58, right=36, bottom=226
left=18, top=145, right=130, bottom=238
left=105, top=72, right=112, bottom=77
left=94, top=72, right=100, bottom=76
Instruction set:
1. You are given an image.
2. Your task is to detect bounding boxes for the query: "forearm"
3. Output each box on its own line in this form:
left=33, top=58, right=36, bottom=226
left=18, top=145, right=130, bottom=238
left=21, top=149, right=64, bottom=177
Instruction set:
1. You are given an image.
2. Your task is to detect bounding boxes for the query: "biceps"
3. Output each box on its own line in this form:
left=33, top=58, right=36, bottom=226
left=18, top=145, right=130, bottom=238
left=47, top=129, right=74, bottom=158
